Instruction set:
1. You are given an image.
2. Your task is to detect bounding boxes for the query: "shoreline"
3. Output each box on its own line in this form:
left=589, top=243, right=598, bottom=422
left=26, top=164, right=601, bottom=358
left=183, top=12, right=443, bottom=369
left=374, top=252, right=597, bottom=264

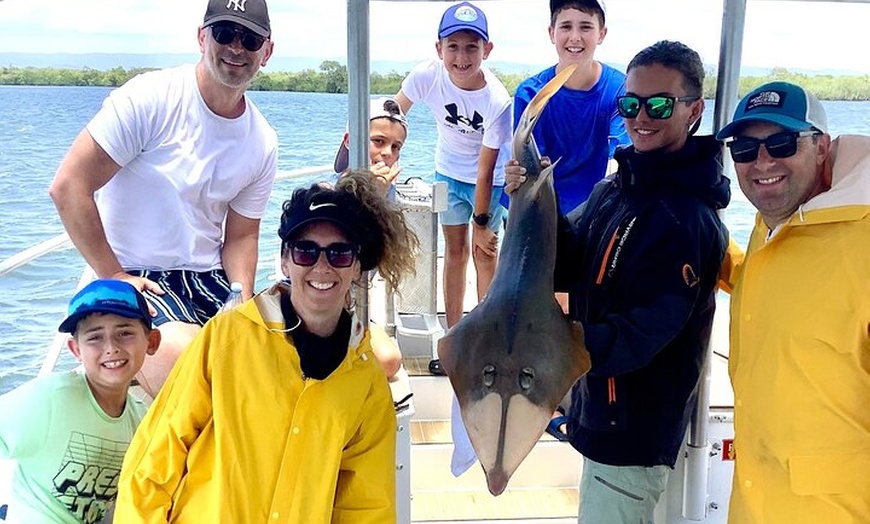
left=2, top=66, right=870, bottom=101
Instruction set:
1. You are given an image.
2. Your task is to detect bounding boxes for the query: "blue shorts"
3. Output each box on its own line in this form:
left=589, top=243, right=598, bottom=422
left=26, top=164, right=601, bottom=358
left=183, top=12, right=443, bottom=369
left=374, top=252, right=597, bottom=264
left=127, top=269, right=231, bottom=327
left=435, top=172, right=506, bottom=232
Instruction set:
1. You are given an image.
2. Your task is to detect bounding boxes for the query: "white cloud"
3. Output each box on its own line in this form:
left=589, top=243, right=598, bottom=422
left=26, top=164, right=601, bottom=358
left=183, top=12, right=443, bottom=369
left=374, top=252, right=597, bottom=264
left=0, top=0, right=867, bottom=74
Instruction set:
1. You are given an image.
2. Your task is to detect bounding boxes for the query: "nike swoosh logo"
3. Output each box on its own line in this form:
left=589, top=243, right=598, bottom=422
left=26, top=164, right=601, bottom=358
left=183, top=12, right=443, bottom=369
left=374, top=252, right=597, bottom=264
left=309, top=202, right=337, bottom=211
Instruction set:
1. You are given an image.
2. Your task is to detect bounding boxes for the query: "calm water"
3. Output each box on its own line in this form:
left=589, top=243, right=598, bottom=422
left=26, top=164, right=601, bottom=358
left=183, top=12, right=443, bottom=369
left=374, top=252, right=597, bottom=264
left=1, top=85, right=868, bottom=394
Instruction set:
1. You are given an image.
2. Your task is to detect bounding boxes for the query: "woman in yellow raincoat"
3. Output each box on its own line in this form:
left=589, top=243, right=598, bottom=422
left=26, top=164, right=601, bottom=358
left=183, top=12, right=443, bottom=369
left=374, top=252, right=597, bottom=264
left=114, top=171, right=418, bottom=523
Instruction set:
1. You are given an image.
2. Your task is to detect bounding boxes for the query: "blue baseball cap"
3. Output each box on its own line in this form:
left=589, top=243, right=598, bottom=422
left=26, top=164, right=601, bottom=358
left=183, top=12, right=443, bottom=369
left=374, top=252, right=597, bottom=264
left=438, top=2, right=489, bottom=41
left=59, top=280, right=152, bottom=334
left=717, top=81, right=828, bottom=140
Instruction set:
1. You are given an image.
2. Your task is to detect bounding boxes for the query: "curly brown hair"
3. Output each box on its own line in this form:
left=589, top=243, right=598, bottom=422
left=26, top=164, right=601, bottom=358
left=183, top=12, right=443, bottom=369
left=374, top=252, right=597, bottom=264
left=334, top=170, right=419, bottom=291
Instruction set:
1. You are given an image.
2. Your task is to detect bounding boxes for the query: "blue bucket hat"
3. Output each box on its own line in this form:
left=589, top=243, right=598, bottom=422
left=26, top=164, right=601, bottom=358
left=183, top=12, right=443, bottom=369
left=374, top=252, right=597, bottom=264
left=438, top=1, right=489, bottom=41
left=717, top=81, right=828, bottom=140
left=59, top=280, right=152, bottom=334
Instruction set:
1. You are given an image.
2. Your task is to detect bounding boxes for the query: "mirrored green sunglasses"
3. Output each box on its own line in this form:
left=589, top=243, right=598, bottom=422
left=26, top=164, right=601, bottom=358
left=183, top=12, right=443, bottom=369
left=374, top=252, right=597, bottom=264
left=617, top=94, right=700, bottom=120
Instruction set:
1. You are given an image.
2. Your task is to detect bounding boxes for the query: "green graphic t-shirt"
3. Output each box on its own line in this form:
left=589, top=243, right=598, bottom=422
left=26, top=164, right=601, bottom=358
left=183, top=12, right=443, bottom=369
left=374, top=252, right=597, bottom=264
left=0, top=370, right=145, bottom=523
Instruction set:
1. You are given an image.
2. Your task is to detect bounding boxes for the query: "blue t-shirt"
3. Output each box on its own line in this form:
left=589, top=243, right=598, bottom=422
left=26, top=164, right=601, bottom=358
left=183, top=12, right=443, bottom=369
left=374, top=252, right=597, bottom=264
left=511, top=63, right=630, bottom=213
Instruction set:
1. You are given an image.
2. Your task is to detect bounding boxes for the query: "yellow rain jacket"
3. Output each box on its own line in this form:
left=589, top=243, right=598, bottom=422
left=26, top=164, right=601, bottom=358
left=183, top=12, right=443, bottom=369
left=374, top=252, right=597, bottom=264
left=115, top=284, right=397, bottom=523
left=727, top=136, right=870, bottom=523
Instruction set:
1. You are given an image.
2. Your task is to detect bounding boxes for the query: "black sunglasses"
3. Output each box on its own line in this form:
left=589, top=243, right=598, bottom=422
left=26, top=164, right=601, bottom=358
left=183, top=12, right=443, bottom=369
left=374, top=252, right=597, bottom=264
left=287, top=240, right=358, bottom=268
left=617, top=94, right=700, bottom=120
left=726, top=130, right=820, bottom=163
left=210, top=23, right=267, bottom=52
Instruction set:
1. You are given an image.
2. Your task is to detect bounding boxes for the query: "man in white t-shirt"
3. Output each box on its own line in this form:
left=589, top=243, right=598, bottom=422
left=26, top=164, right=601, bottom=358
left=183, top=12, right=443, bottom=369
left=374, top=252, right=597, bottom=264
left=49, top=0, right=278, bottom=398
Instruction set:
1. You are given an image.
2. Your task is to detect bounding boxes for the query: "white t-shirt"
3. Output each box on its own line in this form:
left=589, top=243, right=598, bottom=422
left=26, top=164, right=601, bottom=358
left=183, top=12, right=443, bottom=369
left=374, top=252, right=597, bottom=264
left=0, top=370, right=146, bottom=524
left=400, top=59, right=511, bottom=185
left=87, top=64, right=278, bottom=271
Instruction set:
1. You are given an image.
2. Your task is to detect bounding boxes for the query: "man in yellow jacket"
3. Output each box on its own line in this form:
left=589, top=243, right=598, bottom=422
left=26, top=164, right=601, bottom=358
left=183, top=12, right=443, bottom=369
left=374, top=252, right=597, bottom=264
left=717, top=82, right=870, bottom=523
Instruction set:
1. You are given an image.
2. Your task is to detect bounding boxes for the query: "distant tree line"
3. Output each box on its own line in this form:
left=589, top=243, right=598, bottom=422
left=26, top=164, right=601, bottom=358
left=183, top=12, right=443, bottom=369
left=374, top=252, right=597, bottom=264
left=0, top=66, right=155, bottom=88
left=2, top=62, right=869, bottom=101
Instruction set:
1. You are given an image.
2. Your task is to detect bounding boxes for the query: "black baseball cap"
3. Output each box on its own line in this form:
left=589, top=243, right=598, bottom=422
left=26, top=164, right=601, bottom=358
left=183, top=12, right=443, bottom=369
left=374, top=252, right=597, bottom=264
left=203, top=0, right=271, bottom=38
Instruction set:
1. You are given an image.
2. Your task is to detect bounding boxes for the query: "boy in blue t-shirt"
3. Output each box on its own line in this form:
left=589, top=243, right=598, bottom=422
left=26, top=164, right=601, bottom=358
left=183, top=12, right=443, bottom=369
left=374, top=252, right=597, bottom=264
left=0, top=280, right=159, bottom=524
left=513, top=0, right=630, bottom=214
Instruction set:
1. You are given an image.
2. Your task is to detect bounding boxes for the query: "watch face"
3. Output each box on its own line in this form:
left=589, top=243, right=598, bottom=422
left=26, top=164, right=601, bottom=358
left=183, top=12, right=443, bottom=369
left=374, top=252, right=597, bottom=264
left=473, top=213, right=491, bottom=226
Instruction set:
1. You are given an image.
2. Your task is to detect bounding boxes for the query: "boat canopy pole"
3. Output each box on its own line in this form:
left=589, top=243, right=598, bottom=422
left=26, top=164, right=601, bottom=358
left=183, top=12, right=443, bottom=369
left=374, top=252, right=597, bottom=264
left=682, top=0, right=747, bottom=520
left=713, top=0, right=747, bottom=136
left=347, top=0, right=372, bottom=324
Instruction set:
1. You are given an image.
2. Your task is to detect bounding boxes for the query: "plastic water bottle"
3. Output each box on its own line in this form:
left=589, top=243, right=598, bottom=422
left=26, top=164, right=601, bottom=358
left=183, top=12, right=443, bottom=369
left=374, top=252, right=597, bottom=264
left=219, top=282, right=244, bottom=313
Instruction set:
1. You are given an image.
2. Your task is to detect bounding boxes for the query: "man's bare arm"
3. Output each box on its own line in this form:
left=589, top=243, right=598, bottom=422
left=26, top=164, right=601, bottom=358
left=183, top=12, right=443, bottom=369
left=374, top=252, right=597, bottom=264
left=49, top=129, right=161, bottom=294
left=221, top=208, right=260, bottom=299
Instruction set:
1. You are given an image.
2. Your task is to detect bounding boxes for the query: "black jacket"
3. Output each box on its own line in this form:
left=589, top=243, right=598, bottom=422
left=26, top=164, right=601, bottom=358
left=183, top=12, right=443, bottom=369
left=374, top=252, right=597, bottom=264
left=556, top=135, right=730, bottom=467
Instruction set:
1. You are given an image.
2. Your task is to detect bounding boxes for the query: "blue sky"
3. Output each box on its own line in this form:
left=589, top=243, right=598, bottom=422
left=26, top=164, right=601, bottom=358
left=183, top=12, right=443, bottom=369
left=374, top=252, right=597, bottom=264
left=1, top=0, right=868, bottom=74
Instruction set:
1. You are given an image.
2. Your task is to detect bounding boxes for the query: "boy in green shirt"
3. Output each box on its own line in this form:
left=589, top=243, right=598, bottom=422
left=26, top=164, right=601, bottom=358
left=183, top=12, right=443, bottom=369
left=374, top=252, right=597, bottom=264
left=0, top=279, right=159, bottom=523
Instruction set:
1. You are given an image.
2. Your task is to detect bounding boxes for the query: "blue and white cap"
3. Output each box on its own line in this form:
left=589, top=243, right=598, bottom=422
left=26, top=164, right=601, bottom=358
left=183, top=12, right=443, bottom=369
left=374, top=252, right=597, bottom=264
left=59, top=280, right=152, bottom=333
left=717, top=81, right=828, bottom=139
left=438, top=1, right=489, bottom=41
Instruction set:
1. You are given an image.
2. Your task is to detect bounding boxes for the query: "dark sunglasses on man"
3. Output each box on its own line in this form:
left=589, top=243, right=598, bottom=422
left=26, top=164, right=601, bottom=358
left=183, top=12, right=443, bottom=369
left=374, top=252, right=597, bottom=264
left=287, top=241, right=359, bottom=268
left=726, top=130, right=821, bottom=163
left=210, top=22, right=267, bottom=52
left=617, top=94, right=700, bottom=120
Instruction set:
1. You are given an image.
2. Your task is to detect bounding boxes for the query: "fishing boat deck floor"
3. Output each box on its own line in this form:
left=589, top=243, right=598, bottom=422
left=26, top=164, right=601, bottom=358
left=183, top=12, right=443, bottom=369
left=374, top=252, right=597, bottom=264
left=411, top=489, right=579, bottom=523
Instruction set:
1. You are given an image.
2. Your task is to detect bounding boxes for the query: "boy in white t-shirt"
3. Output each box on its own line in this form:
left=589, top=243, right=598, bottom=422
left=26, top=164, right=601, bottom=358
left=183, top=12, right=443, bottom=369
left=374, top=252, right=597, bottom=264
left=394, top=0, right=512, bottom=365
left=0, top=280, right=160, bottom=524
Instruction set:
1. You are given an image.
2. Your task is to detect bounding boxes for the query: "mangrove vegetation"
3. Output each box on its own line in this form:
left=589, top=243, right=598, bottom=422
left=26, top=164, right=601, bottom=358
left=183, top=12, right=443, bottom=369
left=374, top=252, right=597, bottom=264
left=1, top=62, right=869, bottom=101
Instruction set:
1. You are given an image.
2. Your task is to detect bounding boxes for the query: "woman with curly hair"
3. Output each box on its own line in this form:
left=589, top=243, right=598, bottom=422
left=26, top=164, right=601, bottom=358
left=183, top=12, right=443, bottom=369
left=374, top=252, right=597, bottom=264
left=115, top=170, right=418, bottom=523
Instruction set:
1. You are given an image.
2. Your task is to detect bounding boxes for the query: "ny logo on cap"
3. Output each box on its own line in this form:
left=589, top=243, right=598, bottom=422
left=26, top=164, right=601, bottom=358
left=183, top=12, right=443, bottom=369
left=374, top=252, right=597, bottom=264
left=226, top=0, right=247, bottom=12
left=746, top=91, right=784, bottom=111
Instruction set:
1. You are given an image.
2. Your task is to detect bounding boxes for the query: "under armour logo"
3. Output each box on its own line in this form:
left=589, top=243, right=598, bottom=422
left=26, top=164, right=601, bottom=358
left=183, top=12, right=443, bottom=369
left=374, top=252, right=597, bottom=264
left=444, top=103, right=484, bottom=131
left=226, top=0, right=247, bottom=12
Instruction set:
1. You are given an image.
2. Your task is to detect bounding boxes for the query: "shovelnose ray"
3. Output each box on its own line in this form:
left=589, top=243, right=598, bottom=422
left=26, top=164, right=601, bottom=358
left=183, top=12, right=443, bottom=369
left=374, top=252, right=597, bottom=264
left=437, top=64, right=591, bottom=496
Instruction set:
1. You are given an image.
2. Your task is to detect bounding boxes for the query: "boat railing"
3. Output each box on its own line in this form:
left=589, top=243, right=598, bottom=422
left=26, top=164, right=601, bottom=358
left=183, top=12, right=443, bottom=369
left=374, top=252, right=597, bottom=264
left=0, top=164, right=335, bottom=377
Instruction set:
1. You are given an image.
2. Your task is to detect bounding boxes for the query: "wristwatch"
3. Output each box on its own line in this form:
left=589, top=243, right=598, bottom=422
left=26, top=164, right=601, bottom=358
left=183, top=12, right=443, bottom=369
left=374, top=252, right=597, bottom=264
left=472, top=212, right=492, bottom=227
